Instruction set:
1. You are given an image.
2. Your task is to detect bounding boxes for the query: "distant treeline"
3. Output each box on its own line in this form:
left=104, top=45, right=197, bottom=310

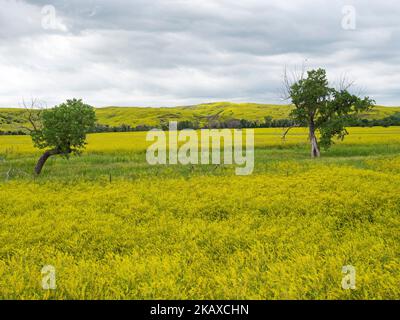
left=90, top=118, right=297, bottom=133
left=0, top=129, right=27, bottom=135
left=1, top=113, right=400, bottom=135
left=90, top=113, right=400, bottom=133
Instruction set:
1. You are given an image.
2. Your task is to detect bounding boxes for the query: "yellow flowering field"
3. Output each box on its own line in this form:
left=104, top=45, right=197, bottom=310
left=0, top=127, right=399, bottom=299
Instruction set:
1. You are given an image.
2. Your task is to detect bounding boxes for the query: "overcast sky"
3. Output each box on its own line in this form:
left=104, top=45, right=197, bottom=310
left=0, top=0, right=399, bottom=107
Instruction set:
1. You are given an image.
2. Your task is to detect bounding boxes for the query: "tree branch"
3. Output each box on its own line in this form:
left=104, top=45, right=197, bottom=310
left=21, top=98, right=44, bottom=132
left=281, top=125, right=298, bottom=141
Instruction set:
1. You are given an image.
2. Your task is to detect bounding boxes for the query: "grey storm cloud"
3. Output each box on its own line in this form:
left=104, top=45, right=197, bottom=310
left=0, top=0, right=399, bottom=107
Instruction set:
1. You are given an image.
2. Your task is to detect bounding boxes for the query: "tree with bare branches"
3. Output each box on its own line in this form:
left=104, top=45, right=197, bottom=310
left=24, top=99, right=96, bottom=174
left=283, top=68, right=374, bottom=157
left=20, top=98, right=44, bottom=134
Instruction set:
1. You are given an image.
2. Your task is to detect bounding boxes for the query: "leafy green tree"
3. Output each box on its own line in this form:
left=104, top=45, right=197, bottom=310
left=286, top=68, right=374, bottom=157
left=30, top=99, right=96, bottom=174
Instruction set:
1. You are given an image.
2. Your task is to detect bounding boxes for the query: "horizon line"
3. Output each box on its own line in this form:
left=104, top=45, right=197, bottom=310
left=0, top=101, right=399, bottom=110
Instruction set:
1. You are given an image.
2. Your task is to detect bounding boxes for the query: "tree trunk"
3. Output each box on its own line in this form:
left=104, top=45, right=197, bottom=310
left=34, top=149, right=61, bottom=175
left=309, top=122, right=320, bottom=158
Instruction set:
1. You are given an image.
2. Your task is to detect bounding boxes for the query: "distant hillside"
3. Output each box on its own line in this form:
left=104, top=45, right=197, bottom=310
left=95, top=102, right=294, bottom=128
left=1, top=102, right=400, bottom=134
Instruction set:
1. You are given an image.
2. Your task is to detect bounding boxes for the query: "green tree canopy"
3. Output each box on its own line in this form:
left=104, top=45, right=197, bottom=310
left=31, top=99, right=96, bottom=174
left=287, top=68, right=375, bottom=157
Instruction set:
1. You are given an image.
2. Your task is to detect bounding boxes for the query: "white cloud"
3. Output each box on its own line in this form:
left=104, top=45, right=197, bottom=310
left=0, top=0, right=399, bottom=107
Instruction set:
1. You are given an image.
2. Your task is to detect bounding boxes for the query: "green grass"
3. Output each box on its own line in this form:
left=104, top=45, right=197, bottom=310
left=0, top=128, right=399, bottom=299
left=2, top=102, right=400, bottom=133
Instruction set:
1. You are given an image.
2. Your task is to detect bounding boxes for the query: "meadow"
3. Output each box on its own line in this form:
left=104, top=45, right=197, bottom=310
left=0, top=127, right=399, bottom=299
left=1, top=103, right=400, bottom=133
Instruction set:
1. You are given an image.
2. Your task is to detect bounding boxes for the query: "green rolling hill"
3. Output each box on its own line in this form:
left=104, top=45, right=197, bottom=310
left=1, top=102, right=400, bottom=133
